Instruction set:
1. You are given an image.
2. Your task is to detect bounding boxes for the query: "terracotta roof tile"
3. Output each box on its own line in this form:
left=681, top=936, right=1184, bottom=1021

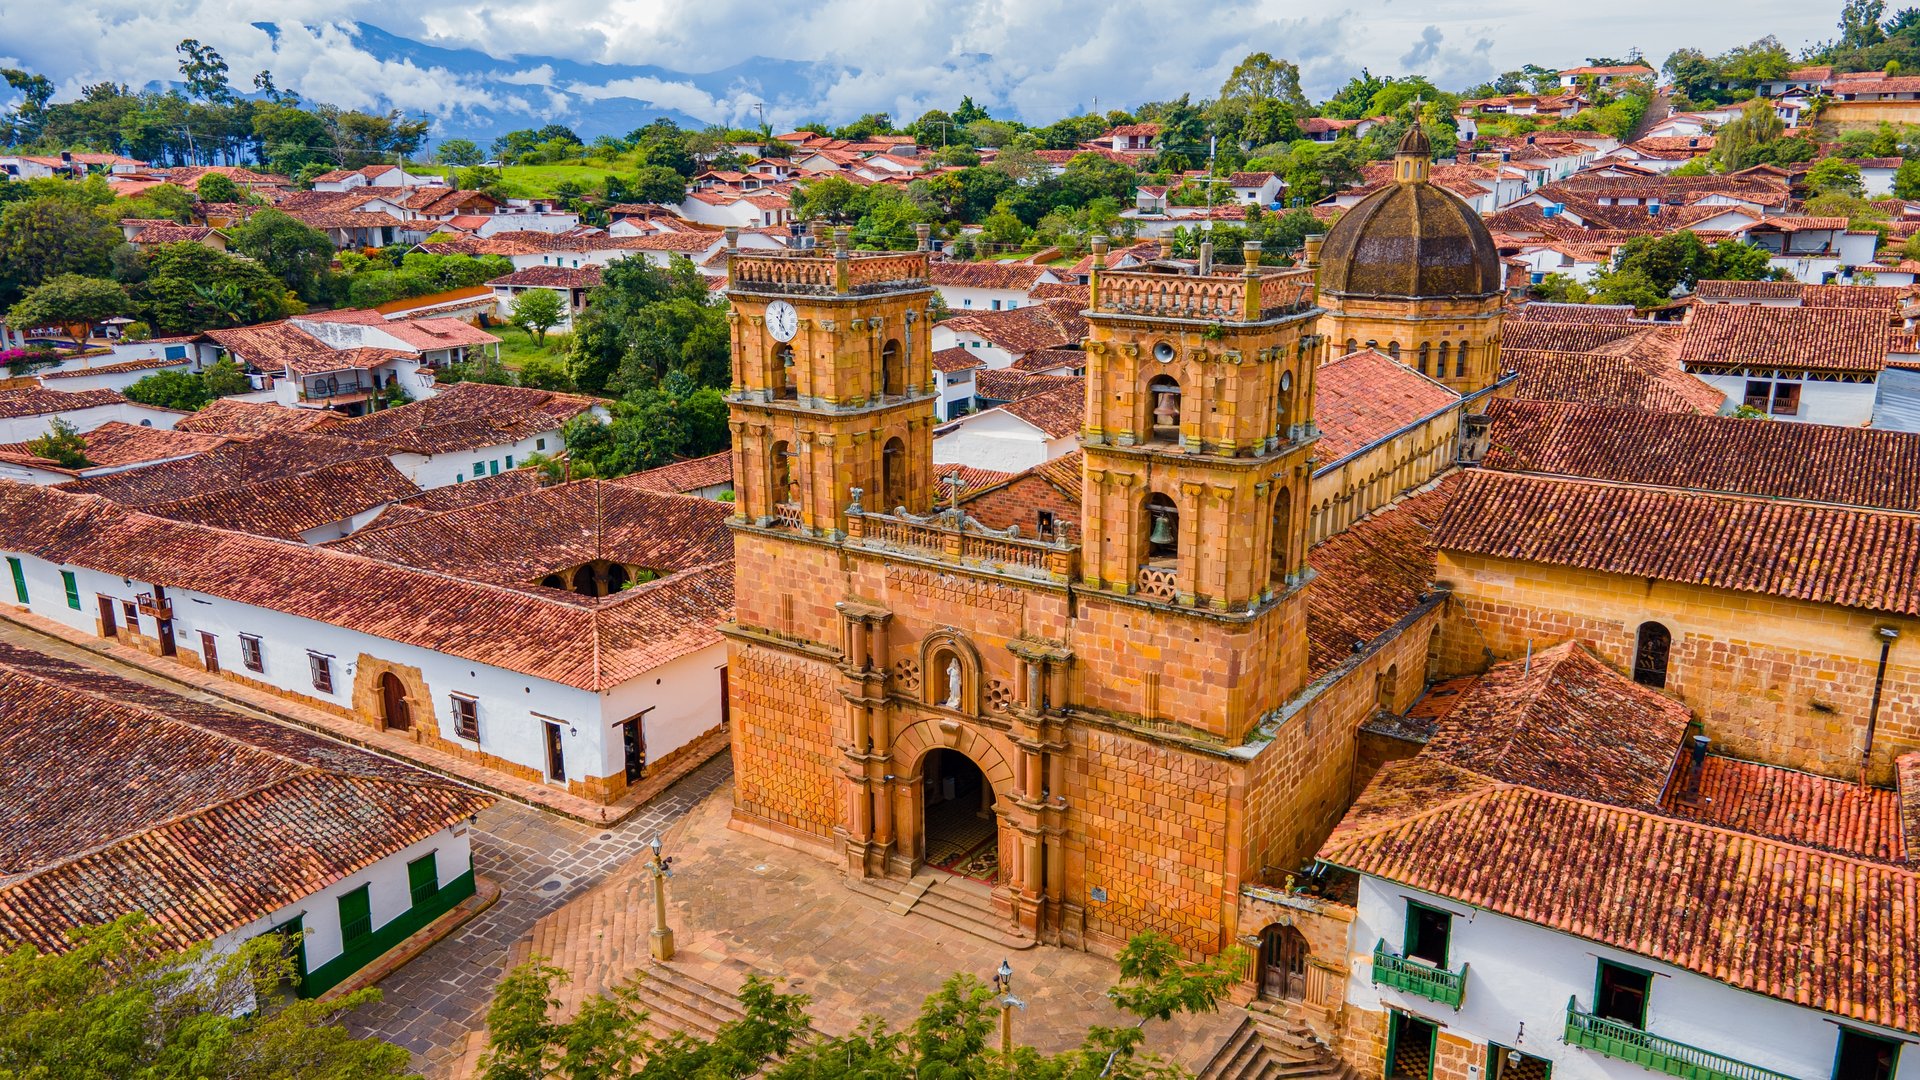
left=1305, top=476, right=1457, bottom=679
left=0, top=387, right=128, bottom=419
left=929, top=261, right=1057, bottom=289
left=994, top=381, right=1085, bottom=438
left=1680, top=303, right=1891, bottom=373
left=931, top=346, right=984, bottom=373
left=1313, top=350, right=1460, bottom=460
left=488, top=265, right=603, bottom=288
left=1664, top=753, right=1905, bottom=862
left=940, top=299, right=1087, bottom=357
left=0, top=421, right=224, bottom=475
left=173, top=399, right=340, bottom=437
left=320, top=382, right=596, bottom=456
left=1433, top=471, right=1920, bottom=617
left=615, top=452, right=734, bottom=495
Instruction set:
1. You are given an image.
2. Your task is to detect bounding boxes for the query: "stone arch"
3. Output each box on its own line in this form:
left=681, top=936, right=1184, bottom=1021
left=890, top=718, right=1021, bottom=881
left=881, top=338, right=905, bottom=397
left=1417, top=341, right=1431, bottom=375
left=350, top=655, right=433, bottom=737
left=919, top=628, right=987, bottom=716
left=1146, top=373, right=1182, bottom=443
left=892, top=717, right=1019, bottom=796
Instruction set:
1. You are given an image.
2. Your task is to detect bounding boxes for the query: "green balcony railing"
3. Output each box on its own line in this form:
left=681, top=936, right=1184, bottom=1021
left=1369, top=939, right=1467, bottom=1009
left=1563, top=998, right=1801, bottom=1080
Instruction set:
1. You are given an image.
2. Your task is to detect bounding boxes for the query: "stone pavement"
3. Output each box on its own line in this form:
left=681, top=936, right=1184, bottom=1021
left=490, top=779, right=1243, bottom=1076
left=345, top=755, right=733, bottom=1076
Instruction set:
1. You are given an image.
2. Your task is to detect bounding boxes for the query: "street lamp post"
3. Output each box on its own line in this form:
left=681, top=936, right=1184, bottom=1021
left=992, top=958, right=1024, bottom=1070
left=646, top=837, right=675, bottom=961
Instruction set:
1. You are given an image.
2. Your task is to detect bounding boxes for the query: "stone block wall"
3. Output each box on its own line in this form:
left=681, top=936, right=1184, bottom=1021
left=727, top=640, right=841, bottom=839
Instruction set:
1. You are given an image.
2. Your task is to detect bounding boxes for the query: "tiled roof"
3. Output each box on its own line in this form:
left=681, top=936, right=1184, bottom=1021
left=487, top=265, right=603, bottom=288
left=1031, top=450, right=1085, bottom=501
left=616, top=451, right=735, bottom=494
left=995, top=381, right=1085, bottom=438
left=974, top=369, right=1080, bottom=402
left=39, top=355, right=192, bottom=379
left=320, top=382, right=596, bottom=457
left=1433, top=470, right=1920, bottom=617
left=203, top=320, right=332, bottom=367
left=1500, top=318, right=1645, bottom=353
left=1663, top=753, right=1906, bottom=862
left=298, top=310, right=502, bottom=351
left=1312, top=350, right=1459, bottom=460
left=929, top=261, right=1056, bottom=289
left=1680, top=303, right=1891, bottom=372
left=934, top=463, right=1017, bottom=497
left=940, top=299, right=1088, bottom=356
left=0, top=421, right=224, bottom=474
left=1227, top=172, right=1276, bottom=187
left=1304, top=475, right=1457, bottom=679
left=58, top=431, right=380, bottom=506
left=1517, top=301, right=1639, bottom=324
left=931, top=346, right=984, bottom=373
left=0, top=387, right=129, bottom=419
left=284, top=346, right=411, bottom=377
left=173, top=399, right=340, bottom=437
left=1424, top=642, right=1691, bottom=805
left=0, top=482, right=730, bottom=689
left=1319, top=756, right=1920, bottom=1035
left=0, top=643, right=490, bottom=953
left=1483, top=399, right=1920, bottom=511
left=138, top=457, right=419, bottom=540
left=1505, top=326, right=1728, bottom=415
left=1693, top=279, right=1903, bottom=310
left=131, top=223, right=222, bottom=244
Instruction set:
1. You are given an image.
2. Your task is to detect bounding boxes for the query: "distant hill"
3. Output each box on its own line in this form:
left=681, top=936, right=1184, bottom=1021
left=259, top=22, right=849, bottom=145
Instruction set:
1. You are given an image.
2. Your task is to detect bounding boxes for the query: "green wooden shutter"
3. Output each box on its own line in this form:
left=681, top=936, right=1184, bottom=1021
left=338, top=885, right=372, bottom=945
left=60, top=571, right=79, bottom=610
left=407, top=854, right=438, bottom=907
left=6, top=558, right=26, bottom=604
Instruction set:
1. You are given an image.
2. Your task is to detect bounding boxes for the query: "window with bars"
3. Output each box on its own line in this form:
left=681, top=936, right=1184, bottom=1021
left=407, top=854, right=438, bottom=907
left=451, top=694, right=479, bottom=740
left=240, top=635, right=263, bottom=673
left=337, top=885, right=372, bottom=945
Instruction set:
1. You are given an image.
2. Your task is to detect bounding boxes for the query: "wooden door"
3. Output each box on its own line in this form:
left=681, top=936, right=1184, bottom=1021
left=623, top=719, right=645, bottom=783
left=1259, top=925, right=1308, bottom=1000
left=379, top=673, right=411, bottom=732
left=156, top=618, right=175, bottom=657
left=96, top=596, right=116, bottom=637
left=544, top=722, right=566, bottom=782
left=199, top=631, right=219, bottom=673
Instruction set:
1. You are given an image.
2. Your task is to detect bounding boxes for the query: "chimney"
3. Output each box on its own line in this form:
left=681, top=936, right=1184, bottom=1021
left=1681, top=735, right=1710, bottom=803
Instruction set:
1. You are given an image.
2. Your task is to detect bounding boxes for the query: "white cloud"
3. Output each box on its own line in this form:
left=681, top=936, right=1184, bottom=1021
left=0, top=0, right=1837, bottom=130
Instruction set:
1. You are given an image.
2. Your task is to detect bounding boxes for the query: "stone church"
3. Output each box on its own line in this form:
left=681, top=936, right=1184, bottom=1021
left=717, top=127, right=1508, bottom=957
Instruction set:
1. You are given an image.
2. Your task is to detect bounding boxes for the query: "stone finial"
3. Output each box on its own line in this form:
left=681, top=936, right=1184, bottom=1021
left=1303, top=233, right=1325, bottom=270
left=914, top=223, right=931, bottom=251
left=834, top=226, right=852, bottom=252
left=1090, top=234, right=1109, bottom=269
left=724, top=227, right=739, bottom=252
left=1242, top=240, right=1263, bottom=274
left=1198, top=239, right=1214, bottom=276
left=1157, top=237, right=1174, bottom=259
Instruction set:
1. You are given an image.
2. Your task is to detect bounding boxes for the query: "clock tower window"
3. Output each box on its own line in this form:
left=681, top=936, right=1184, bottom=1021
left=881, top=338, right=905, bottom=398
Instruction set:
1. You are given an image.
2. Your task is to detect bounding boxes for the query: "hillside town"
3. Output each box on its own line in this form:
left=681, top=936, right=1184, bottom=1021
left=1, top=6, right=1918, bottom=1080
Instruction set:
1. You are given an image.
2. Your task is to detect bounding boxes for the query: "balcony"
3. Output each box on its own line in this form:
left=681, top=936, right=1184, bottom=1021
left=299, top=379, right=372, bottom=402
left=845, top=497, right=1076, bottom=584
left=1563, top=998, right=1800, bottom=1080
left=1370, top=940, right=1467, bottom=1009
left=1091, top=265, right=1316, bottom=323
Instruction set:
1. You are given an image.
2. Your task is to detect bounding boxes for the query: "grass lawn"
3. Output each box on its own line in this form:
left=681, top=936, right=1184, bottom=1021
left=490, top=324, right=569, bottom=372
left=497, top=164, right=624, bottom=198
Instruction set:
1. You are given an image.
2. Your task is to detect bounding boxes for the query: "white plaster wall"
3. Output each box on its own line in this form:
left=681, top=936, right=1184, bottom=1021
left=0, top=557, right=616, bottom=786
left=0, top=401, right=183, bottom=441
left=939, top=286, right=1033, bottom=313
left=219, top=826, right=474, bottom=975
left=389, top=429, right=562, bottom=488
left=594, top=643, right=728, bottom=767
left=1347, top=876, right=1918, bottom=1080
left=1694, top=373, right=1877, bottom=426
left=932, top=412, right=1052, bottom=471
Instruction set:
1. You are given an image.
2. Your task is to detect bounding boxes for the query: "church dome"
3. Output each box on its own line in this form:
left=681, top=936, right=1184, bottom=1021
left=1316, top=128, right=1503, bottom=301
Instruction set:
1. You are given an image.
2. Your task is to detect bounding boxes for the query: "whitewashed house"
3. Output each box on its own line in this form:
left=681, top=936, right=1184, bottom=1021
left=0, top=386, right=185, bottom=441
left=932, top=381, right=1082, bottom=471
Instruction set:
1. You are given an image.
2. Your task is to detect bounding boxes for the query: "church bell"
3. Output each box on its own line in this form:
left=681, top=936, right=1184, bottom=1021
left=1147, top=507, right=1177, bottom=547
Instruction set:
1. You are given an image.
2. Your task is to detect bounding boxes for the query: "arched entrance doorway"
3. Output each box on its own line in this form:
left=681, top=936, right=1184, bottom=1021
left=921, top=748, right=998, bottom=882
left=1258, top=924, right=1309, bottom=1000
left=379, top=672, right=412, bottom=732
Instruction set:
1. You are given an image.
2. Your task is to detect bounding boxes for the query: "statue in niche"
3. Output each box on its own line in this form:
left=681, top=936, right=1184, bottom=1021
left=943, top=656, right=963, bottom=709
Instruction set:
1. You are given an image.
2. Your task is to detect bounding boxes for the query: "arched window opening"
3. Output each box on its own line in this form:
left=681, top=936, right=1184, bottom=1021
left=881, top=338, right=905, bottom=397
left=1344, top=338, right=1358, bottom=353
left=769, top=440, right=794, bottom=511
left=1275, top=369, right=1295, bottom=433
left=1147, top=375, right=1182, bottom=444
left=1455, top=341, right=1468, bottom=378
left=882, top=436, right=908, bottom=511
left=1270, top=487, right=1292, bottom=586
left=1144, top=492, right=1179, bottom=563
left=1437, top=341, right=1451, bottom=374
left=1417, top=342, right=1431, bottom=375
left=540, top=573, right=566, bottom=590
left=1375, top=663, right=1398, bottom=711
left=776, top=345, right=797, bottom=398
left=1387, top=341, right=1401, bottom=360
left=1634, top=621, right=1672, bottom=688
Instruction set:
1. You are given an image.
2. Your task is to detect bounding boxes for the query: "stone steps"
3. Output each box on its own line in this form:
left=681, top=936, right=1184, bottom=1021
left=629, top=963, right=751, bottom=1042
left=908, top=878, right=1036, bottom=951
left=1198, top=1008, right=1355, bottom=1080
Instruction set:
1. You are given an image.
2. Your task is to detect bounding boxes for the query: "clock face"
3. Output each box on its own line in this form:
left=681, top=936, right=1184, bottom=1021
left=766, top=300, right=799, bottom=343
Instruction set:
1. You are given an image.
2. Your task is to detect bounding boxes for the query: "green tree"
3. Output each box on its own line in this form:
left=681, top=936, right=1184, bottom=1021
left=114, top=183, right=196, bottom=224
left=953, top=96, right=991, bottom=126
left=630, top=165, right=690, bottom=204
left=228, top=208, right=335, bottom=299
left=1895, top=158, right=1920, bottom=199
left=26, top=417, right=88, bottom=468
left=124, top=369, right=213, bottom=410
left=0, top=914, right=409, bottom=1078
left=517, top=354, right=575, bottom=391
left=1807, top=157, right=1867, bottom=197
left=195, top=171, right=239, bottom=203
left=7, top=273, right=133, bottom=335
left=568, top=255, right=727, bottom=394
left=137, top=242, right=294, bottom=334
left=511, top=287, right=567, bottom=344
left=200, top=356, right=251, bottom=397
left=437, top=137, right=484, bottom=167
left=1841, top=0, right=1890, bottom=48
left=0, top=197, right=120, bottom=304
left=1712, top=99, right=1786, bottom=171
left=1704, top=239, right=1779, bottom=281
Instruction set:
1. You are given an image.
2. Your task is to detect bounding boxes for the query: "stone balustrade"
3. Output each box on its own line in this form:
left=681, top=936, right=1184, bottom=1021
left=845, top=498, right=1075, bottom=583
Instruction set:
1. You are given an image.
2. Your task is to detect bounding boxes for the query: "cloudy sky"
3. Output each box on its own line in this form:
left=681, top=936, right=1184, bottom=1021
left=0, top=1, right=1838, bottom=130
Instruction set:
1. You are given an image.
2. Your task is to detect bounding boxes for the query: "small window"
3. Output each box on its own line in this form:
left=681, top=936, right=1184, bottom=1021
left=1037, top=509, right=1057, bottom=537
left=1404, top=901, right=1451, bottom=967
left=240, top=634, right=263, bottom=673
left=407, top=854, right=439, bottom=907
left=1835, top=1028, right=1902, bottom=1080
left=1594, top=959, right=1651, bottom=1029
left=472, top=460, right=486, bottom=477
left=337, top=885, right=373, bottom=945
left=451, top=694, right=479, bottom=740
left=962, top=298, right=973, bottom=308
left=309, top=653, right=334, bottom=694
left=1771, top=382, right=1802, bottom=416
left=1743, top=380, right=1772, bottom=411
left=456, top=473, right=465, bottom=483
left=489, top=461, right=501, bottom=476
left=60, top=571, right=79, bottom=610
left=990, top=300, right=1002, bottom=310
left=1633, top=621, right=1671, bottom=689
left=536, top=438, right=546, bottom=451
left=505, top=454, right=514, bottom=469
left=5, top=557, right=25, bottom=604
left=121, top=599, right=137, bottom=626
